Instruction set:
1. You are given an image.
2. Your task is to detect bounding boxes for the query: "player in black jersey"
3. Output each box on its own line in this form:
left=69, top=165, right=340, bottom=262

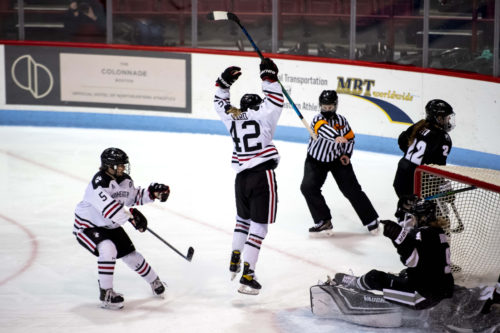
left=73, top=147, right=170, bottom=309
left=335, top=199, right=454, bottom=310
left=301, top=90, right=379, bottom=235
left=393, top=99, right=455, bottom=219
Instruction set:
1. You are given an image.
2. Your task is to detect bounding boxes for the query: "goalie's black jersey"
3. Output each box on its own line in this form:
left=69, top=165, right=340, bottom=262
left=394, top=225, right=454, bottom=299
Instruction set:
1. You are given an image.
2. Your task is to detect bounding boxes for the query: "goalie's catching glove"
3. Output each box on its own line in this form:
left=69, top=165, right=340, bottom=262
left=216, top=66, right=241, bottom=89
left=129, top=208, right=147, bottom=232
left=148, top=183, right=170, bottom=202
left=260, top=58, right=278, bottom=81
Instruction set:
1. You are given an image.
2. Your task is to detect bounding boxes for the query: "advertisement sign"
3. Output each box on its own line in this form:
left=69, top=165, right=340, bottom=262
left=4, top=45, right=191, bottom=112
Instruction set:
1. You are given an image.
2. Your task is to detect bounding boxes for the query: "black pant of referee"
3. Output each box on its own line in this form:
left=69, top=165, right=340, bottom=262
left=300, top=155, right=379, bottom=231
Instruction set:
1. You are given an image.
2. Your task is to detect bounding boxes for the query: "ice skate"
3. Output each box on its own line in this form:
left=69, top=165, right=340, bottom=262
left=308, top=219, right=333, bottom=237
left=238, top=262, right=261, bottom=295
left=334, top=272, right=360, bottom=290
left=229, top=250, right=241, bottom=281
left=99, top=288, right=124, bottom=310
left=150, top=276, right=166, bottom=297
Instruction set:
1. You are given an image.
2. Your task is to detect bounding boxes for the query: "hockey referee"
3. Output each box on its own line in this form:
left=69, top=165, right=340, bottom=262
left=300, top=90, right=379, bottom=235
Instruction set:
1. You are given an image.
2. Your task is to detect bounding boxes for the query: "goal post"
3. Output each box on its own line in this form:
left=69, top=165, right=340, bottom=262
left=414, top=165, right=500, bottom=287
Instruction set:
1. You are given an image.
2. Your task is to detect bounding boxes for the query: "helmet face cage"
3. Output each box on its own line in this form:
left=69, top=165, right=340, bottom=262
left=240, top=94, right=262, bottom=111
left=409, top=200, right=437, bottom=227
left=319, top=90, right=338, bottom=115
left=425, top=99, right=455, bottom=132
left=100, top=148, right=130, bottom=174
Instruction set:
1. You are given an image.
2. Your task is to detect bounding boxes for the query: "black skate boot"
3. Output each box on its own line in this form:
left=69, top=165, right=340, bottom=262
left=99, top=288, right=124, bottom=310
left=308, top=219, right=333, bottom=236
left=150, top=276, right=166, bottom=297
left=229, top=250, right=241, bottom=281
left=334, top=272, right=361, bottom=290
left=238, top=262, right=261, bottom=295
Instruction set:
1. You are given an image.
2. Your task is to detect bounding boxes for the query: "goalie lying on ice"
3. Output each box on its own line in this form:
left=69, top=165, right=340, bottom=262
left=309, top=198, right=500, bottom=331
left=310, top=278, right=500, bottom=332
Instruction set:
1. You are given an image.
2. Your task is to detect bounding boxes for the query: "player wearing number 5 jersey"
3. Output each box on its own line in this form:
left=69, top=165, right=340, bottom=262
left=393, top=99, right=455, bottom=217
left=214, top=58, right=283, bottom=295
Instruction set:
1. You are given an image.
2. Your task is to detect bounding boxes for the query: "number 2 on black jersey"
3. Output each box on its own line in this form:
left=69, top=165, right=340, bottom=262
left=230, top=120, right=262, bottom=152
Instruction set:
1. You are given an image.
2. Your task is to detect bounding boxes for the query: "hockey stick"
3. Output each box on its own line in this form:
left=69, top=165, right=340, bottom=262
left=449, top=202, right=464, bottom=233
left=147, top=227, right=195, bottom=262
left=207, top=11, right=318, bottom=140
left=423, top=185, right=476, bottom=201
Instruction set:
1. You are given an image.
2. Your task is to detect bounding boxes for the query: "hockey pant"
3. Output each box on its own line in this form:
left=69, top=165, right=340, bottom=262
left=360, top=269, right=448, bottom=310
left=301, top=156, right=378, bottom=226
left=75, top=227, right=158, bottom=289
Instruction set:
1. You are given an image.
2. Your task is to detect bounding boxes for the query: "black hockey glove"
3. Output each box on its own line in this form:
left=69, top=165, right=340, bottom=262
left=129, top=208, right=147, bottom=232
left=260, top=58, right=278, bottom=81
left=381, top=220, right=406, bottom=244
left=216, top=66, right=241, bottom=89
left=148, top=183, right=170, bottom=202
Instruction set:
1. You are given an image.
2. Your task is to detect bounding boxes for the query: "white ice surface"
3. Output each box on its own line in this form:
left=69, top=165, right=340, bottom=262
left=0, top=126, right=431, bottom=333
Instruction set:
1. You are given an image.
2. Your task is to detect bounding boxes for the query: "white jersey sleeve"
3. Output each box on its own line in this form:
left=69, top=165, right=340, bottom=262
left=214, top=80, right=284, bottom=173
left=73, top=171, right=154, bottom=233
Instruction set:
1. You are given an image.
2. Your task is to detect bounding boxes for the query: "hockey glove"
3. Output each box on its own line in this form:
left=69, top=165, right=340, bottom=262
left=216, top=66, right=241, bottom=89
left=129, top=208, right=148, bottom=232
left=148, top=183, right=170, bottom=202
left=382, top=220, right=407, bottom=244
left=260, top=58, right=278, bottom=81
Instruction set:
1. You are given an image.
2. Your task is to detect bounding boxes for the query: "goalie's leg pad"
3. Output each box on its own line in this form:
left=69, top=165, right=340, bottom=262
left=310, top=284, right=402, bottom=328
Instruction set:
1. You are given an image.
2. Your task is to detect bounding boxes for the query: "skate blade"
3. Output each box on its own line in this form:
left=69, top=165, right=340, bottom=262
left=238, top=284, right=260, bottom=295
left=309, top=229, right=334, bottom=238
left=231, top=272, right=238, bottom=281
left=101, top=301, right=124, bottom=310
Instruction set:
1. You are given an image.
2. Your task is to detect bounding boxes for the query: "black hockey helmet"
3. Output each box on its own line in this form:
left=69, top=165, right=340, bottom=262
left=409, top=200, right=437, bottom=226
left=319, top=90, right=338, bottom=119
left=100, top=147, right=129, bottom=173
left=425, top=99, right=455, bottom=132
left=319, top=90, right=338, bottom=106
left=240, top=94, right=262, bottom=111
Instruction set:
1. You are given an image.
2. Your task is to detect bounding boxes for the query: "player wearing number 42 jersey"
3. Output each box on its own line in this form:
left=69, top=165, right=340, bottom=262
left=214, top=58, right=283, bottom=295
left=393, top=99, right=455, bottom=217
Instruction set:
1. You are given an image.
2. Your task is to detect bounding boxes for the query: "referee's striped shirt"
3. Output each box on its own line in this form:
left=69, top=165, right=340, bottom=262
left=307, top=113, right=355, bottom=162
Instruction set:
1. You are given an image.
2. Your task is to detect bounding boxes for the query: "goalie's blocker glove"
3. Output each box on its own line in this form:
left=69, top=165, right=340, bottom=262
left=260, top=58, right=278, bottom=82
left=148, top=183, right=170, bottom=202
left=381, top=219, right=407, bottom=244
left=216, top=66, right=241, bottom=89
left=129, top=208, right=147, bottom=232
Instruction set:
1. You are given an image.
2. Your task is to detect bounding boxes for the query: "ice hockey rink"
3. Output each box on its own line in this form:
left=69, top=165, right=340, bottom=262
left=0, top=125, right=452, bottom=333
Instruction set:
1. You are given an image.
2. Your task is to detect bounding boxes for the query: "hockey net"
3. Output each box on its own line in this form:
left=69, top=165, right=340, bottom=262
left=414, top=164, right=500, bottom=287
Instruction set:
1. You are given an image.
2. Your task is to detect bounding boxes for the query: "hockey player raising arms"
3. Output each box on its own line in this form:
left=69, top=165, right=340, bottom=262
left=73, top=148, right=170, bottom=309
left=214, top=58, right=283, bottom=295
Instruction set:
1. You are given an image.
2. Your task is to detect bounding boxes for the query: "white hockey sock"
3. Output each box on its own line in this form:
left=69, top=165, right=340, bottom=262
left=243, top=222, right=268, bottom=271
left=232, top=217, right=251, bottom=252
left=97, top=240, right=117, bottom=290
left=122, top=251, right=158, bottom=284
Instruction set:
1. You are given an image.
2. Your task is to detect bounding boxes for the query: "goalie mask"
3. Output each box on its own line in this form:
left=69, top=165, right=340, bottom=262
left=425, top=99, right=455, bottom=132
left=240, top=94, right=262, bottom=112
left=100, top=147, right=130, bottom=175
left=319, top=90, right=338, bottom=119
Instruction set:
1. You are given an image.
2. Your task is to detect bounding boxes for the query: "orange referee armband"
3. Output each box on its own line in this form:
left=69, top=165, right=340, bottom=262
left=314, top=120, right=328, bottom=135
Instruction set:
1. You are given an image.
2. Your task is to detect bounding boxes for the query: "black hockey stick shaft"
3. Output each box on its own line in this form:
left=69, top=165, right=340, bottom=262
left=208, top=11, right=317, bottom=140
left=147, top=227, right=194, bottom=262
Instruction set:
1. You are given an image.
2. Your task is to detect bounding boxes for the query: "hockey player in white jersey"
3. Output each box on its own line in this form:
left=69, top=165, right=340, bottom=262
left=214, top=58, right=284, bottom=295
left=73, top=147, right=171, bottom=309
